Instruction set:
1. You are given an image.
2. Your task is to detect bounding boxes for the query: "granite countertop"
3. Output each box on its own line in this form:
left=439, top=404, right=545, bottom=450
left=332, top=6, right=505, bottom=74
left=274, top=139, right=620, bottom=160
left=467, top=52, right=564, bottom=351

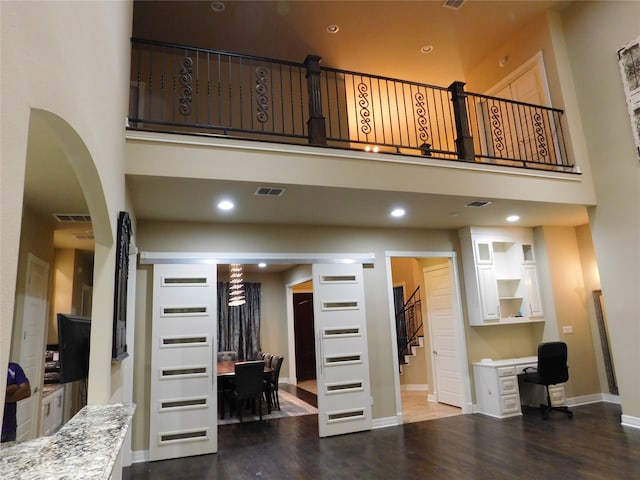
left=0, top=403, right=135, bottom=480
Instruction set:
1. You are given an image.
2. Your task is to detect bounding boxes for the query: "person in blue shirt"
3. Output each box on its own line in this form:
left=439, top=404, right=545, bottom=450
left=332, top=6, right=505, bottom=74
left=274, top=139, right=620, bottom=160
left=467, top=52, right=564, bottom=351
left=2, top=362, right=31, bottom=443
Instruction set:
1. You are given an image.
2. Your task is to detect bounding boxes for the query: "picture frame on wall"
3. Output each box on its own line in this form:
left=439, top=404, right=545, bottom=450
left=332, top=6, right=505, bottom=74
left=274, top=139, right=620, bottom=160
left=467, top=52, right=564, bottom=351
left=618, top=35, right=640, bottom=160
left=112, top=211, right=131, bottom=361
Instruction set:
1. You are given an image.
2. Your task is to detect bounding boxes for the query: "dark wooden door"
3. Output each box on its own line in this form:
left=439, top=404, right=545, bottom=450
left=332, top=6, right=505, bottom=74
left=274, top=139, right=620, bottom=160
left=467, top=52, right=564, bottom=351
left=293, top=292, right=316, bottom=382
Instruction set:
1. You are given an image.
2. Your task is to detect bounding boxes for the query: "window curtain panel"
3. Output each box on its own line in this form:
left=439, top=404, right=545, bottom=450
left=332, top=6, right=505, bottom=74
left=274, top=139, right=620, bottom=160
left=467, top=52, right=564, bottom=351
left=217, top=282, right=261, bottom=360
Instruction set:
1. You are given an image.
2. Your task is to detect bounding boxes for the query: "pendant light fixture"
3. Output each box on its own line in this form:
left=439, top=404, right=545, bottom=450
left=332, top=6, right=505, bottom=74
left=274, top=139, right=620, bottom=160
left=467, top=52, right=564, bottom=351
left=228, top=263, right=246, bottom=306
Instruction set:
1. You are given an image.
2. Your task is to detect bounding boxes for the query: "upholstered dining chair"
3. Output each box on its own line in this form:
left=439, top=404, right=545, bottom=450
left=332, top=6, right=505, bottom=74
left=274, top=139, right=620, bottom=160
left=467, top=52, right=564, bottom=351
left=228, top=360, right=266, bottom=422
left=266, top=355, right=284, bottom=410
left=523, top=341, right=573, bottom=419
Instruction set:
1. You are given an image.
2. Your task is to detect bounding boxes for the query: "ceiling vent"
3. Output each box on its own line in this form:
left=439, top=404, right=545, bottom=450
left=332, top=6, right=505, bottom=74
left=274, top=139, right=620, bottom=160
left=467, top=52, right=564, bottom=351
left=443, top=0, right=465, bottom=10
left=464, top=200, right=492, bottom=208
left=53, top=214, right=92, bottom=223
left=255, top=187, right=285, bottom=197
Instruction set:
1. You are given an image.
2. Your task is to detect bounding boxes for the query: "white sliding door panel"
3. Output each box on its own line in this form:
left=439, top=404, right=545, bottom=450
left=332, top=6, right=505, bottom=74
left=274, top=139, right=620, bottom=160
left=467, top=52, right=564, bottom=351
left=313, top=264, right=372, bottom=438
left=150, top=263, right=217, bottom=461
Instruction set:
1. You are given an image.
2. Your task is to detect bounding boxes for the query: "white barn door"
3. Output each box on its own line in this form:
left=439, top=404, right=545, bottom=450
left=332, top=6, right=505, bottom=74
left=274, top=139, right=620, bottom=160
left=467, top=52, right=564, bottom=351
left=150, top=263, right=217, bottom=461
left=313, top=263, right=372, bottom=438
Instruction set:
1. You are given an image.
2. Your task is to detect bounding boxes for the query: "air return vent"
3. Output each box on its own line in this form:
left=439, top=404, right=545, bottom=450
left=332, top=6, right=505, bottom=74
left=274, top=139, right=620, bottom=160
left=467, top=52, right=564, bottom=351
left=442, top=0, right=465, bottom=9
left=53, top=213, right=92, bottom=223
left=255, top=187, right=285, bottom=197
left=464, top=200, right=492, bottom=208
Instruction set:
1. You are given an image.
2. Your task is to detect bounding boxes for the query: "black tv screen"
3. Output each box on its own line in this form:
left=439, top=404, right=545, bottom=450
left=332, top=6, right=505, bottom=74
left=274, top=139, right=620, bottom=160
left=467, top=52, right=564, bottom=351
left=57, top=313, right=91, bottom=384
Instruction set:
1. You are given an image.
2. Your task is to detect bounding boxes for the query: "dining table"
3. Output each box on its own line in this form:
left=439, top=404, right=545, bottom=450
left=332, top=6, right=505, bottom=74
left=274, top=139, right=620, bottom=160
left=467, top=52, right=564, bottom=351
left=216, top=360, right=273, bottom=377
left=216, top=360, right=274, bottom=419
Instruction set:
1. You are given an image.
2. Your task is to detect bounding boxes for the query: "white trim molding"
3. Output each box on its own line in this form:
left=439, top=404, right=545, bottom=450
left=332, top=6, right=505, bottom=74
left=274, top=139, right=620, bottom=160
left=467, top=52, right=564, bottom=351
left=140, top=251, right=376, bottom=265
left=621, top=415, right=640, bottom=430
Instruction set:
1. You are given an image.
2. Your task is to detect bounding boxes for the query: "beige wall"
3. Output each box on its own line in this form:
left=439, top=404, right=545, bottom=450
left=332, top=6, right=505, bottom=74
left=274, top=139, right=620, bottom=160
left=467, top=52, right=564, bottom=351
left=1, top=0, right=133, bottom=410
left=560, top=1, right=640, bottom=418
left=541, top=226, right=600, bottom=398
left=131, top=219, right=606, bottom=450
left=131, top=220, right=460, bottom=450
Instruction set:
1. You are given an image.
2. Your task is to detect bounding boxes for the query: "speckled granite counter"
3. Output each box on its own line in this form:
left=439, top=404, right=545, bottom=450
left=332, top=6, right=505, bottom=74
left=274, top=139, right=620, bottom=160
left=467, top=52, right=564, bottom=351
left=0, top=403, right=135, bottom=480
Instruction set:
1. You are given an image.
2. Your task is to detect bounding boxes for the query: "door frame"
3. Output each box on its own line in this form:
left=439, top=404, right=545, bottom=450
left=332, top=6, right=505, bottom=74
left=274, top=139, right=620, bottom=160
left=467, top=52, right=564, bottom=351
left=286, top=275, right=313, bottom=385
left=385, top=251, right=472, bottom=422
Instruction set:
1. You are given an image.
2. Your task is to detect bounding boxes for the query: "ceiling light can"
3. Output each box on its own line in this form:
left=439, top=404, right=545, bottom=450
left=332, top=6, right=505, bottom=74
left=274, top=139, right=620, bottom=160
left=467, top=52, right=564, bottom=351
left=327, top=24, right=339, bottom=34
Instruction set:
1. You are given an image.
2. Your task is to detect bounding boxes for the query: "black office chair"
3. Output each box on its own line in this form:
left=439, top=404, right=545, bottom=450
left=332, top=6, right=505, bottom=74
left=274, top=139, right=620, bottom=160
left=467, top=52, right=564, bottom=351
left=523, top=341, right=573, bottom=419
left=228, top=360, right=266, bottom=422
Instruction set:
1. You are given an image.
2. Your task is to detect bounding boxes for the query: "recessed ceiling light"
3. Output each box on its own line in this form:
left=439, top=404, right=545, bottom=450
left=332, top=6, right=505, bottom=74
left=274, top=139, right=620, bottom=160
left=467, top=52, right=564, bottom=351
left=391, top=208, right=406, bottom=218
left=217, top=200, right=234, bottom=211
left=211, top=1, right=225, bottom=13
left=420, top=45, right=434, bottom=54
left=506, top=215, right=520, bottom=222
left=258, top=263, right=267, bottom=268
left=327, top=24, right=339, bottom=34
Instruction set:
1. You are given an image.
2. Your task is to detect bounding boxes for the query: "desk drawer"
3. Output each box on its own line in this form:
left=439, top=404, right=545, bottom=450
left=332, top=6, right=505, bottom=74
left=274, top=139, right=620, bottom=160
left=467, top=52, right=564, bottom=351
left=497, top=366, right=516, bottom=377
left=500, top=394, right=520, bottom=414
left=549, top=385, right=566, bottom=406
left=499, top=376, right=518, bottom=395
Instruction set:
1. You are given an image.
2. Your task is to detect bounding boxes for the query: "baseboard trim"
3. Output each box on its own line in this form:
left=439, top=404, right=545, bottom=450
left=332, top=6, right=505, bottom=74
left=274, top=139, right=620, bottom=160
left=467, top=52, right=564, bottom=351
left=567, top=393, right=621, bottom=407
left=621, top=414, right=640, bottom=429
left=372, top=416, right=400, bottom=429
left=567, top=393, right=607, bottom=406
left=400, top=384, right=429, bottom=391
left=131, top=450, right=149, bottom=464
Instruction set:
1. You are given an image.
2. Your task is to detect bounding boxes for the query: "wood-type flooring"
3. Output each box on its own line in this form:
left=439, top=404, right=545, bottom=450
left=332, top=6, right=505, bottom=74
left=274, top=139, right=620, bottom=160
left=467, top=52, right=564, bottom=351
left=125, top=397, right=640, bottom=480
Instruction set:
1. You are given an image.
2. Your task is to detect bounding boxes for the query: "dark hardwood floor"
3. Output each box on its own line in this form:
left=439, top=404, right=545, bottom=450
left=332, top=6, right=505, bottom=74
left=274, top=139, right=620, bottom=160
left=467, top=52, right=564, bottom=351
left=124, top=402, right=640, bottom=480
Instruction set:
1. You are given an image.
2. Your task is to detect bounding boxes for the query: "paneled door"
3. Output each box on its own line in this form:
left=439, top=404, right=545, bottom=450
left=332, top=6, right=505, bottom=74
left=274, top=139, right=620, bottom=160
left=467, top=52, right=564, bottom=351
left=18, top=253, right=49, bottom=441
left=313, top=263, right=372, bottom=438
left=150, top=263, right=217, bottom=461
left=425, top=263, right=462, bottom=408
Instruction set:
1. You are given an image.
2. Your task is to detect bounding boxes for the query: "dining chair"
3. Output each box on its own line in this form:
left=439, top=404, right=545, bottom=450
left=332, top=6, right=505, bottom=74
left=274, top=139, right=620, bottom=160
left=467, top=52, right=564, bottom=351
left=266, top=355, right=284, bottom=410
left=228, top=360, right=266, bottom=422
left=217, top=351, right=238, bottom=362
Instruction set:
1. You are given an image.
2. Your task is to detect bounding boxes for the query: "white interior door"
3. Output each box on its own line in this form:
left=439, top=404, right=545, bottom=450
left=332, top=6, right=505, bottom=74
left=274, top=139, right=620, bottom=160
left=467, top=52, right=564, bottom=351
left=313, top=263, right=372, bottom=438
left=18, top=253, right=49, bottom=441
left=150, top=263, right=217, bottom=461
left=425, top=263, right=462, bottom=408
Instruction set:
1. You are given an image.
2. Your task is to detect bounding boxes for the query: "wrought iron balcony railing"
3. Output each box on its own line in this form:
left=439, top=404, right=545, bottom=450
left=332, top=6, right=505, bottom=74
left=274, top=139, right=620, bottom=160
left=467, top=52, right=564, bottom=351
left=129, top=38, right=574, bottom=172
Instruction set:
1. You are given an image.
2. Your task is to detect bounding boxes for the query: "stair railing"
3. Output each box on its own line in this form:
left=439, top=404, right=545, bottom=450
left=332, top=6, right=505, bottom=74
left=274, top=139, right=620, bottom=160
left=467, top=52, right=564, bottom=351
left=396, top=286, right=423, bottom=369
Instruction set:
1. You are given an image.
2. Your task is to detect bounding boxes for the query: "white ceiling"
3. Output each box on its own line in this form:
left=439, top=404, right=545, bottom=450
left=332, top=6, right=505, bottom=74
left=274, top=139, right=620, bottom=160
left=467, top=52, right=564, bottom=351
left=23, top=0, right=586, bottom=255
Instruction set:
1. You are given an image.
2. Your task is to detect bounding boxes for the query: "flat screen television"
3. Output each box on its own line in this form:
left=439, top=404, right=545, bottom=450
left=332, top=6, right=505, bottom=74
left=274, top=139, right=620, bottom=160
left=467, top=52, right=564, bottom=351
left=57, top=313, right=91, bottom=384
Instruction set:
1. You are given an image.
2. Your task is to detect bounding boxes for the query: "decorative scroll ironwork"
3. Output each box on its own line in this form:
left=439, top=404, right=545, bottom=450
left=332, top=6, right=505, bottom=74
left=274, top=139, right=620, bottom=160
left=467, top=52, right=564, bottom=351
left=414, top=91, right=431, bottom=143
left=489, top=104, right=505, bottom=153
left=255, top=66, right=269, bottom=123
left=178, top=56, right=193, bottom=116
left=533, top=112, right=549, bottom=159
left=357, top=82, right=372, bottom=135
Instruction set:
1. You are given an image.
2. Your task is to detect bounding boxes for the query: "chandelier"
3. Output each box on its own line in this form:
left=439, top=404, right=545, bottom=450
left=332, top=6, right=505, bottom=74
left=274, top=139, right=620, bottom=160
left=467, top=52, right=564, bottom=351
left=228, top=263, right=246, bottom=306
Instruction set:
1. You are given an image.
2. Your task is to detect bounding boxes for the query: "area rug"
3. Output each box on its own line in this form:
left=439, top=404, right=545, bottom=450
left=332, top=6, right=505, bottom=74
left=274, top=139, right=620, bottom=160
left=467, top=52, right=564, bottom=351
left=218, top=389, right=317, bottom=425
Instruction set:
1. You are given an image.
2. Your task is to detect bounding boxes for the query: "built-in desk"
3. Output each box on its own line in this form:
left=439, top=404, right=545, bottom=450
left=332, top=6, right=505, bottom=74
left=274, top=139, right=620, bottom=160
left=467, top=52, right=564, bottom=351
left=473, top=356, right=566, bottom=418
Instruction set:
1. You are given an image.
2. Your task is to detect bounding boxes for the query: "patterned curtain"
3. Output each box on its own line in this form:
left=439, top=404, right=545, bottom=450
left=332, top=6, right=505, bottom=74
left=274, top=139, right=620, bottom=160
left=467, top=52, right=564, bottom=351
left=217, top=282, right=261, bottom=360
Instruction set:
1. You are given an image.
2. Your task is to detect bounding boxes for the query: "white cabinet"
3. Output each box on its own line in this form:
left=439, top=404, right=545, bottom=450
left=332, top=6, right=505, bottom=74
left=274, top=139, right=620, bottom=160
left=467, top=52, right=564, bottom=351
left=459, top=227, right=545, bottom=326
left=473, top=357, right=566, bottom=418
left=41, top=386, right=64, bottom=436
left=477, top=265, right=500, bottom=321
